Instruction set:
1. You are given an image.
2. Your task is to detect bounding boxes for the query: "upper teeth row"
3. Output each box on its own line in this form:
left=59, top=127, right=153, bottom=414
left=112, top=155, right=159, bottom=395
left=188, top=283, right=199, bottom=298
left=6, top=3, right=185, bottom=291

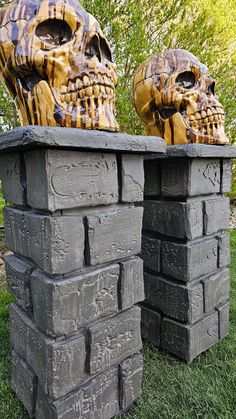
left=60, top=76, right=114, bottom=94
left=188, top=114, right=225, bottom=126
left=189, top=107, right=224, bottom=121
left=60, top=85, right=114, bottom=104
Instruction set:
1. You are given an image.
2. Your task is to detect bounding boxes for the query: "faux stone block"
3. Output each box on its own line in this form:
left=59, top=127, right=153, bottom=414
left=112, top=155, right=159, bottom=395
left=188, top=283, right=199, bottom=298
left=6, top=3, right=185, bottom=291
left=87, top=206, right=143, bottom=265
left=144, top=159, right=161, bottom=196
left=204, top=197, right=230, bottom=235
left=162, top=312, right=219, bottom=363
left=144, top=273, right=203, bottom=324
left=141, top=305, right=162, bottom=347
left=10, top=304, right=86, bottom=400
left=203, top=269, right=230, bottom=313
left=25, top=150, right=119, bottom=211
left=218, top=233, right=231, bottom=268
left=89, top=306, right=142, bottom=375
left=119, top=257, right=144, bottom=310
left=31, top=265, right=120, bottom=337
left=5, top=255, right=33, bottom=312
left=36, top=368, right=120, bottom=419
left=141, top=235, right=161, bottom=272
left=119, top=353, right=143, bottom=411
left=217, top=302, right=230, bottom=340
left=143, top=201, right=203, bottom=240
left=121, top=155, right=144, bottom=202
left=221, top=160, right=232, bottom=193
left=12, top=350, right=37, bottom=418
left=4, top=207, right=84, bottom=275
left=162, top=238, right=218, bottom=282
left=161, top=158, right=221, bottom=197
left=0, top=153, right=26, bottom=205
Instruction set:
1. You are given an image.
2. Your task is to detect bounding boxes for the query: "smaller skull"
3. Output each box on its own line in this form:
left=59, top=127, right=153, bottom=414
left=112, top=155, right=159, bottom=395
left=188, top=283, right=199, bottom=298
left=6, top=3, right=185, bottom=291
left=0, top=0, right=119, bottom=132
left=133, top=49, right=229, bottom=145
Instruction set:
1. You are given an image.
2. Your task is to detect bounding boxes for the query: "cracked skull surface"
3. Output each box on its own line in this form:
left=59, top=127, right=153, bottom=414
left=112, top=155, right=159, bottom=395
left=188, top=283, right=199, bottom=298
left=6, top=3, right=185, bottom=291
left=0, top=0, right=119, bottom=131
left=133, top=49, right=229, bottom=145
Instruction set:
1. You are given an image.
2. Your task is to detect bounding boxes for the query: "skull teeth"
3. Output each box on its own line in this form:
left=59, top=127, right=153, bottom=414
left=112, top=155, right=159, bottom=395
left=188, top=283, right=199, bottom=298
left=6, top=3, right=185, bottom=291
left=60, top=77, right=115, bottom=105
left=187, top=107, right=225, bottom=128
left=60, top=85, right=114, bottom=104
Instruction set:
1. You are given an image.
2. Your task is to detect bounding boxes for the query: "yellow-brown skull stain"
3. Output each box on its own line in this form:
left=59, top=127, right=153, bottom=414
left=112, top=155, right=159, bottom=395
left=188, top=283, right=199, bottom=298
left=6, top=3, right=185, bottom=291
left=0, top=0, right=119, bottom=132
left=133, top=49, right=229, bottom=145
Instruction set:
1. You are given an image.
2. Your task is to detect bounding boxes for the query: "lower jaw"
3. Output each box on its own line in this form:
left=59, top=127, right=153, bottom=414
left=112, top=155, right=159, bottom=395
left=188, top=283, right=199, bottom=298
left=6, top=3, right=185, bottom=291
left=186, top=125, right=229, bottom=145
left=160, top=113, right=229, bottom=145
left=16, top=81, right=119, bottom=132
left=54, top=97, right=119, bottom=131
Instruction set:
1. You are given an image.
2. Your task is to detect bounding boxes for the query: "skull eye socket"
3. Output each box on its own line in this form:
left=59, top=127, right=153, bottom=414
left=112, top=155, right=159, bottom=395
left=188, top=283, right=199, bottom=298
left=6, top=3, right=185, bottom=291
left=36, top=19, right=72, bottom=46
left=176, top=71, right=196, bottom=89
left=85, top=36, right=112, bottom=63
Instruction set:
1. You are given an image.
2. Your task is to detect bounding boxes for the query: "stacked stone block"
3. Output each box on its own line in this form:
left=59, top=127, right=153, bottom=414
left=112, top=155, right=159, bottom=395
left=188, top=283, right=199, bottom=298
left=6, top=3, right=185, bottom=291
left=0, top=126, right=165, bottom=418
left=141, top=145, right=236, bottom=363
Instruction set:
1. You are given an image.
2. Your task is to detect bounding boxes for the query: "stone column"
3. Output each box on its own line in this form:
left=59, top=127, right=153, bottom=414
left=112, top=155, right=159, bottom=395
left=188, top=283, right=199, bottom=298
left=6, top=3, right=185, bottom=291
left=141, top=144, right=236, bottom=363
left=0, top=126, right=165, bottom=418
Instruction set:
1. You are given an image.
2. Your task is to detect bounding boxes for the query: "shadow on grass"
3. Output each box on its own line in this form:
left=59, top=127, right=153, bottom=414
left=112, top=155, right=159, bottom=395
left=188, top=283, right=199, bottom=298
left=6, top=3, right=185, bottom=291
left=0, top=233, right=235, bottom=418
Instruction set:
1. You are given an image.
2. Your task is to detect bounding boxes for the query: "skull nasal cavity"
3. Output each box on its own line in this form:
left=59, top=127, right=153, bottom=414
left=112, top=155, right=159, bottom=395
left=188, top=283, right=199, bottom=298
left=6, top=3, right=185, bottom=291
left=36, top=19, right=72, bottom=46
left=85, top=36, right=112, bottom=63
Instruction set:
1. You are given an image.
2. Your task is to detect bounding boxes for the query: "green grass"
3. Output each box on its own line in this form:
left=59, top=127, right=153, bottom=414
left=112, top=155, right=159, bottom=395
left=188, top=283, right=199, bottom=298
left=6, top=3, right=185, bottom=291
left=0, top=233, right=236, bottom=418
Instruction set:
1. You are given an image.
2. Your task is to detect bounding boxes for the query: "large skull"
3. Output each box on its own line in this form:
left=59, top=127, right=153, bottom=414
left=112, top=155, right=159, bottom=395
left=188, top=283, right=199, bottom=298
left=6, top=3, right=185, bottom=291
left=0, top=0, right=119, bottom=131
left=133, top=49, right=229, bottom=144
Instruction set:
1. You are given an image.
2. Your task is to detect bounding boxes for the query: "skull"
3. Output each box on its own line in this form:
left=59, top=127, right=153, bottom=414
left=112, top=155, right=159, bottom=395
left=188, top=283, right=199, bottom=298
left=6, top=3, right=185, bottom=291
left=133, top=49, right=229, bottom=144
left=0, top=0, right=119, bottom=131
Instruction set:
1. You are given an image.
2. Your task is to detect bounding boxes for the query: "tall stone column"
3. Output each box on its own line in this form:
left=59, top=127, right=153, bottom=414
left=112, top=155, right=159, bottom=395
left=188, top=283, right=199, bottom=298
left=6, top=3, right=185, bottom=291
left=141, top=144, right=236, bottom=363
left=0, top=126, right=165, bottom=418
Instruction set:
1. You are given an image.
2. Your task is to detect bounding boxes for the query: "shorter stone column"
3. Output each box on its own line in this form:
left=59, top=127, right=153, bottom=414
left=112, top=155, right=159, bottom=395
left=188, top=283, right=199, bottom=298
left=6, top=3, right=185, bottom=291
left=141, top=144, right=236, bottom=363
left=0, top=126, right=165, bottom=418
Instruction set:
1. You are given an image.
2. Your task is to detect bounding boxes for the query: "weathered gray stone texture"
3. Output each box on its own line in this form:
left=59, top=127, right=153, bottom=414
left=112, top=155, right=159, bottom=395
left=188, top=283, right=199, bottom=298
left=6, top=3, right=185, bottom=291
left=36, top=368, right=120, bottom=419
left=89, top=306, right=142, bottom=375
left=6, top=255, right=33, bottom=312
left=141, top=306, right=162, bottom=347
left=87, top=206, right=143, bottom=265
left=144, top=159, right=161, bottom=197
left=141, top=235, right=161, bottom=273
left=0, top=153, right=26, bottom=205
left=119, top=353, right=143, bottom=411
left=11, top=303, right=87, bottom=400
left=0, top=130, right=163, bottom=418
left=121, top=155, right=144, bottom=202
left=12, top=350, right=37, bottom=418
left=142, top=153, right=232, bottom=363
left=161, top=158, right=221, bottom=197
left=143, top=200, right=203, bottom=240
left=4, top=207, right=85, bottom=275
left=119, top=257, right=144, bottom=310
left=31, top=265, right=120, bottom=337
left=144, top=272, right=204, bottom=324
left=162, top=311, right=219, bottom=363
left=25, top=150, right=119, bottom=211
left=162, top=238, right=218, bottom=282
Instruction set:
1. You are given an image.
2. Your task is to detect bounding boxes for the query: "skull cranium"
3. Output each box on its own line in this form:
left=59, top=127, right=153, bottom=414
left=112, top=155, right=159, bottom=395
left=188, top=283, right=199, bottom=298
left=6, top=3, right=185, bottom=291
left=0, top=0, right=119, bottom=131
left=133, top=49, right=228, bottom=144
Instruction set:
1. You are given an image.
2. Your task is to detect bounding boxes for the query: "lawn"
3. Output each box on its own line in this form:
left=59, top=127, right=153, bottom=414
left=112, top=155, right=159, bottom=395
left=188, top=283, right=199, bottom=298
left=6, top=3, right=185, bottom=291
left=0, top=233, right=235, bottom=418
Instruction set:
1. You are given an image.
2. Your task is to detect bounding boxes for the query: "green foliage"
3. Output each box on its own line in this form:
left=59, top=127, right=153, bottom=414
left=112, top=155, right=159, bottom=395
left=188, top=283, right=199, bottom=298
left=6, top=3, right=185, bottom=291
left=0, top=232, right=235, bottom=417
